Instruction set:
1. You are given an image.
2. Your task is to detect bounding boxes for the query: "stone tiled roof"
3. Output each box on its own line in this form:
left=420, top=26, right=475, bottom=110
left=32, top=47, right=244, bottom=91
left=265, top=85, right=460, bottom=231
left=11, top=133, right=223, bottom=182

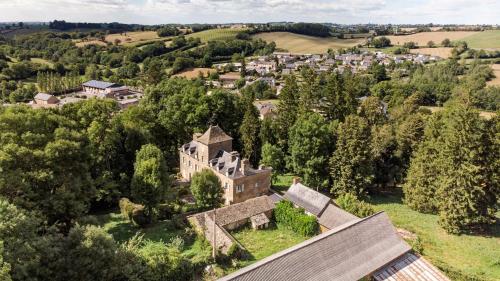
left=218, top=212, right=412, bottom=281
left=196, top=125, right=233, bottom=145
left=284, top=183, right=331, bottom=216
left=318, top=203, right=359, bottom=230
left=195, top=196, right=275, bottom=227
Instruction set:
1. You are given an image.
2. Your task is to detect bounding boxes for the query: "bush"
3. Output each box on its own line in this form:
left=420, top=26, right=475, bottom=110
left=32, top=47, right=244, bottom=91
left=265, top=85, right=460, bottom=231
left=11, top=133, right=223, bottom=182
left=131, top=206, right=149, bottom=227
left=274, top=201, right=318, bottom=236
left=335, top=193, right=376, bottom=218
left=119, top=198, right=137, bottom=220
left=157, top=203, right=172, bottom=220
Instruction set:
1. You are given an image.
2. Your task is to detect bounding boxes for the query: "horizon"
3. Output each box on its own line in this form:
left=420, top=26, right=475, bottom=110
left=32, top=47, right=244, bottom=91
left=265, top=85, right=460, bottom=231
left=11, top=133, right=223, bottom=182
left=1, top=0, right=499, bottom=25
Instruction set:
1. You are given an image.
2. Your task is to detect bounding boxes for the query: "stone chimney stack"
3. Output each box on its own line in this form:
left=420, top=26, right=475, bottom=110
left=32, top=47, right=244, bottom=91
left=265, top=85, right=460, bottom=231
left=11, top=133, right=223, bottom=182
left=241, top=159, right=250, bottom=175
left=292, top=177, right=301, bottom=185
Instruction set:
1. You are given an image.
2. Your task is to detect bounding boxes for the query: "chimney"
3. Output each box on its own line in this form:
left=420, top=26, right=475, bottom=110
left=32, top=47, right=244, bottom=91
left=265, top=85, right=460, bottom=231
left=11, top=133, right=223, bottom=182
left=292, top=177, right=301, bottom=185
left=241, top=159, right=250, bottom=175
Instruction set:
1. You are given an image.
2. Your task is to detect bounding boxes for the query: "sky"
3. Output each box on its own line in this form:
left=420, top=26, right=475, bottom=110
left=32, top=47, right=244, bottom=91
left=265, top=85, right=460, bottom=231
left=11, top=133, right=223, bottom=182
left=0, top=0, right=499, bottom=25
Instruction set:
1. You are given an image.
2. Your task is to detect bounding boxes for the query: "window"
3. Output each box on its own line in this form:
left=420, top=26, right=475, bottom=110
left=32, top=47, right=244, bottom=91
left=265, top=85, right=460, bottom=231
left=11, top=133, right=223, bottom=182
left=195, top=164, right=198, bottom=171
left=224, top=182, right=228, bottom=189
left=202, top=156, right=204, bottom=162
left=182, top=157, right=185, bottom=164
left=188, top=160, right=191, bottom=167
left=255, top=182, right=259, bottom=188
left=236, top=184, right=245, bottom=193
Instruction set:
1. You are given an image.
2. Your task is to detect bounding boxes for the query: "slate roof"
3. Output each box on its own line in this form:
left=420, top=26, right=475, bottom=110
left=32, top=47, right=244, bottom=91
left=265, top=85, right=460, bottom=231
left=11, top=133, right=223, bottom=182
left=218, top=212, right=412, bottom=281
left=283, top=183, right=331, bottom=216
left=193, top=196, right=275, bottom=227
left=318, top=203, right=359, bottom=230
left=374, top=252, right=450, bottom=281
left=196, top=125, right=233, bottom=145
left=82, top=80, right=120, bottom=89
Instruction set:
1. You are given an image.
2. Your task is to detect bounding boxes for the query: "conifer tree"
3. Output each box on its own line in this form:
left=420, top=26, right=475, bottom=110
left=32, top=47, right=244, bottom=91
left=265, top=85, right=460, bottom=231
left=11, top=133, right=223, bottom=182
left=239, top=94, right=261, bottom=166
left=330, top=115, right=374, bottom=197
left=275, top=75, right=299, bottom=149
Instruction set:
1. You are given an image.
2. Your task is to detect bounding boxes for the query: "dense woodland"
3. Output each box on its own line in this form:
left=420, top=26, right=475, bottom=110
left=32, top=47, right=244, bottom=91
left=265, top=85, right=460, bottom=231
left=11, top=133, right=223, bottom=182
left=0, top=24, right=499, bottom=281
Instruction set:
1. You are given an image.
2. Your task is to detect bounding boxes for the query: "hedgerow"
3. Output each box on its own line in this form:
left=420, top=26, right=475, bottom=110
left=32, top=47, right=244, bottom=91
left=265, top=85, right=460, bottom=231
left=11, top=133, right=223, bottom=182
left=274, top=200, right=318, bottom=236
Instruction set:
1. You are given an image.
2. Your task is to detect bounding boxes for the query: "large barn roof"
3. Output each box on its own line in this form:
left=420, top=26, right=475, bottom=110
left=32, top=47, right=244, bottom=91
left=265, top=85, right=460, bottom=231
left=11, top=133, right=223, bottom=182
left=82, top=80, right=120, bottom=89
left=374, top=252, right=450, bottom=281
left=218, top=212, right=412, bottom=281
left=283, top=182, right=331, bottom=216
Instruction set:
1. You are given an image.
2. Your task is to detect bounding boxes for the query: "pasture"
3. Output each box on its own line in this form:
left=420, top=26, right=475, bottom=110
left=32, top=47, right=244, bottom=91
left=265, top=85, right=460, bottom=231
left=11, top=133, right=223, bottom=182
left=383, top=31, right=479, bottom=47
left=105, top=31, right=161, bottom=46
left=253, top=32, right=364, bottom=54
left=462, top=30, right=500, bottom=49
left=409, top=47, right=453, bottom=58
left=187, top=28, right=247, bottom=43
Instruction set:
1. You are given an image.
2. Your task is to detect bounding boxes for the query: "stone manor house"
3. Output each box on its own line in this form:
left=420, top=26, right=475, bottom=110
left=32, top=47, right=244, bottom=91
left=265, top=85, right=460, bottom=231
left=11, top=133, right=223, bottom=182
left=179, top=125, right=272, bottom=205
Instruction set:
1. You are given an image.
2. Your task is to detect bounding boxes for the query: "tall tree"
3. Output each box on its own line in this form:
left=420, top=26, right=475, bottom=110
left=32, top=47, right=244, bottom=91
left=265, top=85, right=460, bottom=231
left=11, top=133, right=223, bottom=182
left=190, top=169, right=223, bottom=209
left=275, top=75, right=300, bottom=149
left=288, top=113, right=332, bottom=189
left=239, top=95, right=261, bottom=166
left=330, top=115, right=374, bottom=197
left=260, top=143, right=285, bottom=183
left=318, top=71, right=358, bottom=122
left=131, top=144, right=169, bottom=221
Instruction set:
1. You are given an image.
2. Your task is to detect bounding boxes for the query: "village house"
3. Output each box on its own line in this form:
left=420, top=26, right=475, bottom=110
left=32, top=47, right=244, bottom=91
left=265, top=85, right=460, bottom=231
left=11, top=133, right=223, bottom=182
left=255, top=102, right=276, bottom=120
left=179, top=125, right=272, bottom=205
left=219, top=72, right=241, bottom=89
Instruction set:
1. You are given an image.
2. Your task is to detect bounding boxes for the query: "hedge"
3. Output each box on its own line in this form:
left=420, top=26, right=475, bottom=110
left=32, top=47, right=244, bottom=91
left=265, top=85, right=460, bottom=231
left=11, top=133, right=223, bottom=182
left=274, top=200, right=318, bottom=236
left=335, top=193, right=375, bottom=218
left=119, top=198, right=148, bottom=227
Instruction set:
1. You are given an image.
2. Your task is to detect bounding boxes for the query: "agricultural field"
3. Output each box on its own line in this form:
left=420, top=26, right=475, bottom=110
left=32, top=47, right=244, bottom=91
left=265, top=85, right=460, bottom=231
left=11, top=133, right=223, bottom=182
left=488, top=64, right=500, bottom=86
left=461, top=30, right=500, bottom=49
left=410, top=47, right=453, bottom=58
left=187, top=28, right=247, bottom=43
left=383, top=31, right=479, bottom=47
left=30, top=57, right=54, bottom=67
left=369, top=192, right=500, bottom=281
left=172, top=67, right=216, bottom=79
left=74, top=31, right=167, bottom=47
left=253, top=32, right=364, bottom=54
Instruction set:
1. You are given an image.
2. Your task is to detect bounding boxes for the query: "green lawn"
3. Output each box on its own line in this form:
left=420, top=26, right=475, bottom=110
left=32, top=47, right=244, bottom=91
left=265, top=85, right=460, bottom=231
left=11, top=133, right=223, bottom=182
left=369, top=191, right=500, bottom=281
left=230, top=224, right=308, bottom=264
left=187, top=28, right=247, bottom=43
left=271, top=174, right=294, bottom=194
left=461, top=30, right=500, bottom=49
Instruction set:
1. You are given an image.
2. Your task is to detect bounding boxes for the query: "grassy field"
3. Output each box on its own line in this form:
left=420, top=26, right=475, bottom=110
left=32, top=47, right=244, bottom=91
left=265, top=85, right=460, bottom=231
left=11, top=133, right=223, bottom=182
left=383, top=31, right=479, bottom=47
left=230, top=224, right=308, bottom=267
left=30, top=57, right=54, bottom=67
left=488, top=64, right=500, bottom=86
left=253, top=32, right=364, bottom=54
left=369, top=191, right=500, bottom=281
left=187, top=28, right=247, bottom=43
left=462, top=30, right=500, bottom=49
left=74, top=31, right=169, bottom=47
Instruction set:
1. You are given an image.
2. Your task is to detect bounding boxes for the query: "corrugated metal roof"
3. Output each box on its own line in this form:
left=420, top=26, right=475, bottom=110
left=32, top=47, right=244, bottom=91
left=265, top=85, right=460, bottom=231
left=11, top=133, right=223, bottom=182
left=284, top=183, right=331, bottom=216
left=218, top=212, right=412, bottom=281
left=318, top=203, right=359, bottom=230
left=373, top=252, right=450, bottom=281
left=82, top=80, right=119, bottom=89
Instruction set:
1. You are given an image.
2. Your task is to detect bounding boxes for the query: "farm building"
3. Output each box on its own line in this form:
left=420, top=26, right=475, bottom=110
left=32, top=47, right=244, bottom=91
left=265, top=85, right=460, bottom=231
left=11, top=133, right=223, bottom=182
left=283, top=179, right=359, bottom=232
left=284, top=178, right=331, bottom=216
left=218, top=212, right=450, bottom=281
left=82, top=80, right=129, bottom=97
left=188, top=195, right=277, bottom=254
left=34, top=93, right=59, bottom=105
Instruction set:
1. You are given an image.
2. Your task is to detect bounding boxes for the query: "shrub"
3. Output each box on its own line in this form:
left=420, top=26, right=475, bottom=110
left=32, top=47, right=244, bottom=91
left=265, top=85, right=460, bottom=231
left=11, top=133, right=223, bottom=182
left=157, top=203, right=172, bottom=220
left=335, top=193, right=376, bottom=218
left=274, top=201, right=318, bottom=236
left=131, top=205, right=148, bottom=227
left=119, top=198, right=137, bottom=220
